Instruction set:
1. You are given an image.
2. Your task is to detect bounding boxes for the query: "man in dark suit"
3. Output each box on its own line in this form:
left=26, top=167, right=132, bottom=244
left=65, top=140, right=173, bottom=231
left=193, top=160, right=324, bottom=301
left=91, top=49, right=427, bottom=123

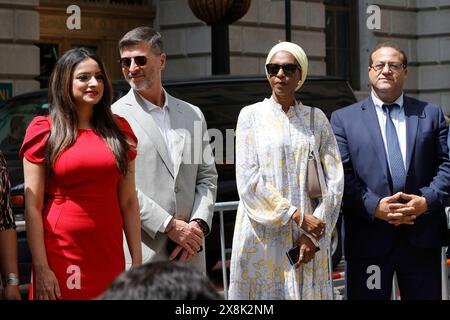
left=331, top=43, right=450, bottom=300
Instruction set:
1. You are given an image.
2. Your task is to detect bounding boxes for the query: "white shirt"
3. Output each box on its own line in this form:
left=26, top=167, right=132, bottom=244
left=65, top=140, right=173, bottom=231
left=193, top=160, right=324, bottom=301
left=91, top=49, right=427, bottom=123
left=371, top=91, right=407, bottom=170
left=137, top=89, right=175, bottom=232
left=138, top=89, right=177, bottom=165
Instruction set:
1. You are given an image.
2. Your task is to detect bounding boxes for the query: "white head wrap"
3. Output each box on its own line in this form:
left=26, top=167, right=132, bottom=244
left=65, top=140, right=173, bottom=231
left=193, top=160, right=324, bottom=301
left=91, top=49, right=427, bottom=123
left=265, top=41, right=308, bottom=91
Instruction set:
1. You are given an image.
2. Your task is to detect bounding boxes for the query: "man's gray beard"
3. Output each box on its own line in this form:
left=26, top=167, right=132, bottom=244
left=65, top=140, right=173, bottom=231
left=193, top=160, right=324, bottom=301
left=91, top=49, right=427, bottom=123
left=126, top=77, right=152, bottom=92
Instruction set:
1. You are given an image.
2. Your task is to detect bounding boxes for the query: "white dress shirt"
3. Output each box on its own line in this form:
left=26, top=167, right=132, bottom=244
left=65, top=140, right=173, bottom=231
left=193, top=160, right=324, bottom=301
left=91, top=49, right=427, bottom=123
left=137, top=89, right=176, bottom=232
left=371, top=92, right=407, bottom=171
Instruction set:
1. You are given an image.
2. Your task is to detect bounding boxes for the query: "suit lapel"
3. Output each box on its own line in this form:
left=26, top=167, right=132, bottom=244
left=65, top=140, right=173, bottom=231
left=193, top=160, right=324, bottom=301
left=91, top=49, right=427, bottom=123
left=167, top=94, right=186, bottom=179
left=361, top=97, right=390, bottom=181
left=404, top=96, right=419, bottom=173
left=125, top=90, right=175, bottom=178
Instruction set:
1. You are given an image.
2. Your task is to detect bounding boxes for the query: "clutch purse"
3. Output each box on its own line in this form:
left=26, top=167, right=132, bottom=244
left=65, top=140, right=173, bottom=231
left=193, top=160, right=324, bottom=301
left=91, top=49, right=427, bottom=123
left=306, top=107, right=324, bottom=200
left=307, top=148, right=322, bottom=199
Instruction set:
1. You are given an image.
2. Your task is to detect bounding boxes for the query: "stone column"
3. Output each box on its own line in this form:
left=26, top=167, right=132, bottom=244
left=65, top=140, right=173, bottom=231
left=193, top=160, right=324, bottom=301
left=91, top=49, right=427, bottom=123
left=0, top=0, right=40, bottom=98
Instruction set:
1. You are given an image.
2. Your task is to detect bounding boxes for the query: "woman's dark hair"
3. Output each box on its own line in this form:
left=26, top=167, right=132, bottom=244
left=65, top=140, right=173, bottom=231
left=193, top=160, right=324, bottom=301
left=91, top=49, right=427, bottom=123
left=47, top=47, right=131, bottom=175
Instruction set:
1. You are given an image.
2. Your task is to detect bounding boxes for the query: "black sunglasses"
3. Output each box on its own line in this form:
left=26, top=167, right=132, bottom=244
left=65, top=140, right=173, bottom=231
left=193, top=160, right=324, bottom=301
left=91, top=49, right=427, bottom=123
left=266, top=63, right=301, bottom=76
left=118, top=56, right=147, bottom=68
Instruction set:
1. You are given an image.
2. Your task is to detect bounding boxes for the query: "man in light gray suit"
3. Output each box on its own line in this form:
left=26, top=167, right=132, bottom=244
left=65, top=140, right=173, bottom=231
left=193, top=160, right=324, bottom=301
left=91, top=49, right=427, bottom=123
left=112, top=26, right=217, bottom=272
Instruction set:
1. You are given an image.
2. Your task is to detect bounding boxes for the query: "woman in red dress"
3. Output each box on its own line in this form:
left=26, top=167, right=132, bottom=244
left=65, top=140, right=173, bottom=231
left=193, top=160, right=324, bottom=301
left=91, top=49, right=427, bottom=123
left=20, top=48, right=142, bottom=300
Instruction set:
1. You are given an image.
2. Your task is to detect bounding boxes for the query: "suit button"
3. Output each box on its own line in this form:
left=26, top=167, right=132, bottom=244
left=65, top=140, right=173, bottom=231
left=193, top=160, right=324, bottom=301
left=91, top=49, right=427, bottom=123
left=174, top=186, right=179, bottom=193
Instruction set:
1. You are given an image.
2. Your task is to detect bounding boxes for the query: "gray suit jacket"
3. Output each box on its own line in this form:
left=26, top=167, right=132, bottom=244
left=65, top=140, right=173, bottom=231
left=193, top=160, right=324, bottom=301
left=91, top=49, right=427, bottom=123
left=112, top=89, right=218, bottom=271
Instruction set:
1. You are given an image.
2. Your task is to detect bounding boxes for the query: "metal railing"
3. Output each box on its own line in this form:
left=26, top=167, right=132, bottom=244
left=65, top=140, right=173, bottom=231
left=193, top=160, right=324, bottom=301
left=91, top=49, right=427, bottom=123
left=442, top=247, right=449, bottom=300
left=213, top=201, right=335, bottom=300
left=15, top=204, right=450, bottom=300
left=213, top=202, right=449, bottom=300
left=391, top=247, right=448, bottom=300
left=213, top=201, right=239, bottom=300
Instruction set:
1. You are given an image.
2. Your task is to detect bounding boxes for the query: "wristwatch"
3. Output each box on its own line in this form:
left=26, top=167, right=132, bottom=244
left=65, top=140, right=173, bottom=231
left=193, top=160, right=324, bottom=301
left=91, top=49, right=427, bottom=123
left=192, top=219, right=210, bottom=237
left=6, top=273, right=19, bottom=286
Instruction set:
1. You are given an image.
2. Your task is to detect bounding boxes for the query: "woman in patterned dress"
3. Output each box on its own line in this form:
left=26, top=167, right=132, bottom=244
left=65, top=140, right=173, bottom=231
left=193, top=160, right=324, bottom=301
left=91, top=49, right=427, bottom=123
left=229, top=42, right=344, bottom=300
left=0, top=151, right=21, bottom=299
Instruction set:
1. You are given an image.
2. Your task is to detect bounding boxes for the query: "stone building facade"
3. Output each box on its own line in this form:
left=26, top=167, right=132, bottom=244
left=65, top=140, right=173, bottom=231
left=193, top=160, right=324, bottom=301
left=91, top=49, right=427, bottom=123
left=0, top=0, right=154, bottom=99
left=156, top=0, right=327, bottom=79
left=358, top=0, right=450, bottom=114
left=0, top=0, right=40, bottom=97
left=155, top=0, right=450, bottom=114
left=1, top=0, right=449, bottom=114
left=37, top=0, right=154, bottom=83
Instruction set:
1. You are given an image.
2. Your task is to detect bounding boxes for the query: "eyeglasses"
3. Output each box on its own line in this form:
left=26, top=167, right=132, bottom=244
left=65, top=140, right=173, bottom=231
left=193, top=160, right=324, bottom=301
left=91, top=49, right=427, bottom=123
left=266, top=63, right=301, bottom=76
left=118, top=56, right=147, bottom=68
left=370, top=62, right=405, bottom=72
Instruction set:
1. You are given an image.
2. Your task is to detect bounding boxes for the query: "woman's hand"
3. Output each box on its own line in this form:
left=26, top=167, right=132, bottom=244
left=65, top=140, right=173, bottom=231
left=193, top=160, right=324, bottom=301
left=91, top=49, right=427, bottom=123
left=295, top=234, right=317, bottom=267
left=34, top=266, right=61, bottom=300
left=300, top=215, right=325, bottom=239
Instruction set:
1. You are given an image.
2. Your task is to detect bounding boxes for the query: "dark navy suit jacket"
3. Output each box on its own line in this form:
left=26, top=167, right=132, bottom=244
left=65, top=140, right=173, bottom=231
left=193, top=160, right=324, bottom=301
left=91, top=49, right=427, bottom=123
left=331, top=95, right=450, bottom=260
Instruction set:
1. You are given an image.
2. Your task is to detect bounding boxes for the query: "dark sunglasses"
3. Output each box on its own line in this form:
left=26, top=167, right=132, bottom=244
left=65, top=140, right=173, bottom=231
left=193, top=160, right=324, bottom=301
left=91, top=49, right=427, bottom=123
left=266, top=63, right=301, bottom=76
left=118, top=56, right=147, bottom=68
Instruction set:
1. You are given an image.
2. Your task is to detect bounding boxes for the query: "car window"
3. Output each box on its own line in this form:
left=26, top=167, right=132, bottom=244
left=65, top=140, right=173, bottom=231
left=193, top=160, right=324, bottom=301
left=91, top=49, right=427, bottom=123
left=165, top=78, right=355, bottom=202
left=166, top=78, right=355, bottom=162
left=0, top=77, right=355, bottom=203
left=0, top=96, right=49, bottom=161
left=166, top=80, right=272, bottom=133
left=167, top=79, right=355, bottom=131
left=298, top=80, right=356, bottom=118
left=112, top=84, right=130, bottom=102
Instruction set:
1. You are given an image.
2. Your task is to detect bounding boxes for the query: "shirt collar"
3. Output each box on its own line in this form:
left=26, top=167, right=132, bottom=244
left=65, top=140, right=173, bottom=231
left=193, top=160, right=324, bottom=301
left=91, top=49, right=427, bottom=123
left=371, top=91, right=404, bottom=111
left=137, top=88, right=169, bottom=112
left=267, top=96, right=300, bottom=111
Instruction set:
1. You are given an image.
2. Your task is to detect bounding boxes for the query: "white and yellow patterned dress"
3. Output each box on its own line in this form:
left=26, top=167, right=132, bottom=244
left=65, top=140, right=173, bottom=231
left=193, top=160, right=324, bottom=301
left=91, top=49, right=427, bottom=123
left=229, top=97, right=344, bottom=300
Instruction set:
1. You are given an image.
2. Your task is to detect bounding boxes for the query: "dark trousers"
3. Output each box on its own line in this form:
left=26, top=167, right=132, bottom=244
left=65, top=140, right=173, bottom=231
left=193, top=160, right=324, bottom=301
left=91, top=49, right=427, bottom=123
left=345, top=234, right=442, bottom=300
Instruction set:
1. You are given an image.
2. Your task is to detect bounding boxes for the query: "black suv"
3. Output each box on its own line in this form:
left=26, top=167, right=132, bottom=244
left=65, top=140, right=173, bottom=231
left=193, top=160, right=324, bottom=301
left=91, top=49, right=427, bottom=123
left=0, top=75, right=356, bottom=291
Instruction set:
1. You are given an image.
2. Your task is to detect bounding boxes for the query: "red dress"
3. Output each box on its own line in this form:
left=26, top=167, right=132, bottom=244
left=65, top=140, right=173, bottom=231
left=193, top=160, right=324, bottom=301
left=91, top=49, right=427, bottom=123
left=20, top=116, right=137, bottom=300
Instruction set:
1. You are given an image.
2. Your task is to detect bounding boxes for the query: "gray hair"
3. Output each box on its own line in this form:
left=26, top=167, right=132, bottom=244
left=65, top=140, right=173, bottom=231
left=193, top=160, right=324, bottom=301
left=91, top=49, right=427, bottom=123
left=118, top=26, right=164, bottom=55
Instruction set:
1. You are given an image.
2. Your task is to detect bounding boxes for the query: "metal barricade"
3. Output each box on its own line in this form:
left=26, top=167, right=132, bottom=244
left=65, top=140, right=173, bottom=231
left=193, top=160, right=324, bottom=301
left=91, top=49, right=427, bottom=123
left=442, top=247, right=449, bottom=300
left=391, top=273, right=399, bottom=300
left=327, top=246, right=335, bottom=300
left=213, top=201, right=239, bottom=300
left=391, top=247, right=449, bottom=300
left=213, top=201, right=336, bottom=300
left=17, top=203, right=448, bottom=300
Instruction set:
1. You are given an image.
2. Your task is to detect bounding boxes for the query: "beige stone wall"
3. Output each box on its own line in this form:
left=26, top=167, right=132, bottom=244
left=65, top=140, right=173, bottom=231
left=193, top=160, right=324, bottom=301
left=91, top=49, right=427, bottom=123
left=155, top=0, right=326, bottom=78
left=416, top=1, right=450, bottom=114
left=0, top=0, right=40, bottom=97
left=155, top=0, right=211, bottom=78
left=38, top=0, right=155, bottom=81
left=229, top=0, right=326, bottom=76
left=358, top=0, right=450, bottom=114
left=2, top=0, right=446, bottom=108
